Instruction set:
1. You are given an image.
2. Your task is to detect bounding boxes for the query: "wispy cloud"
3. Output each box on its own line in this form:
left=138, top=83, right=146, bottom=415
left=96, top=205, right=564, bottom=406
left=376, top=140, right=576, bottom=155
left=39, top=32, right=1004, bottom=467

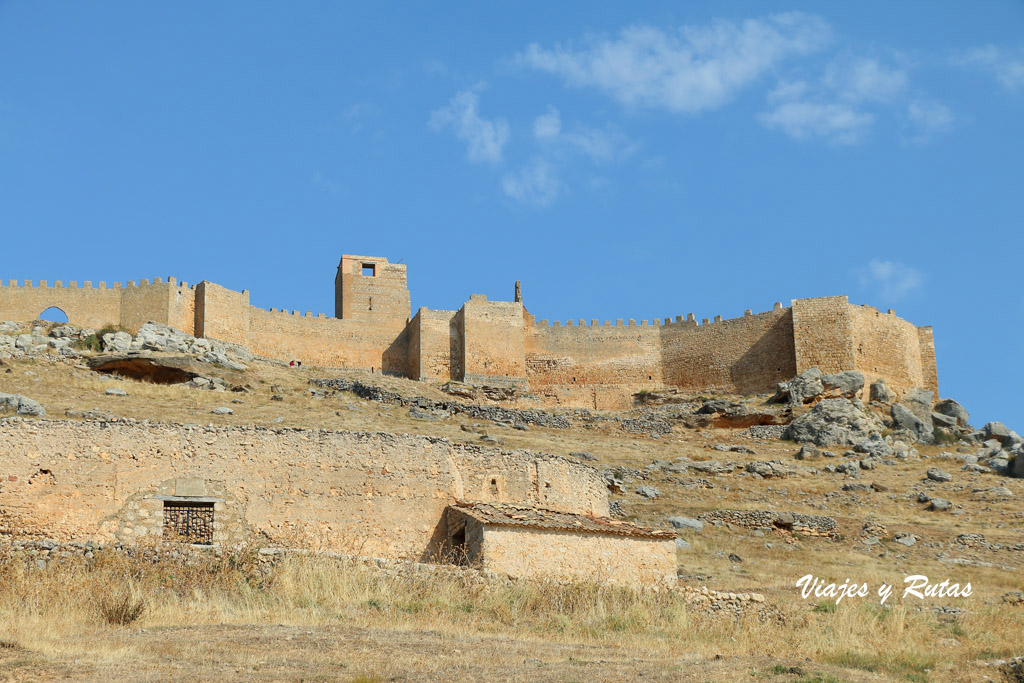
left=859, top=259, right=925, bottom=301
left=759, top=56, right=949, bottom=144
left=429, top=90, right=510, bottom=164
left=502, top=159, right=564, bottom=206
left=954, top=45, right=1024, bottom=91
left=759, top=87, right=874, bottom=144
left=516, top=13, right=830, bottom=114
left=531, top=106, right=634, bottom=163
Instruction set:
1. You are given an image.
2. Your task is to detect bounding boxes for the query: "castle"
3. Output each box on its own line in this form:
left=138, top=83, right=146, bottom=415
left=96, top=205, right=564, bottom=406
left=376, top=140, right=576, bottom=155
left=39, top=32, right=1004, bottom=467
left=0, top=254, right=938, bottom=407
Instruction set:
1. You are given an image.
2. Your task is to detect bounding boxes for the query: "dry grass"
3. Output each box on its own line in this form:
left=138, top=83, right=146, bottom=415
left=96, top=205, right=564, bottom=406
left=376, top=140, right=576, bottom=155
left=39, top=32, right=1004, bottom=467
left=0, top=543, right=1020, bottom=680
left=3, top=351, right=1024, bottom=679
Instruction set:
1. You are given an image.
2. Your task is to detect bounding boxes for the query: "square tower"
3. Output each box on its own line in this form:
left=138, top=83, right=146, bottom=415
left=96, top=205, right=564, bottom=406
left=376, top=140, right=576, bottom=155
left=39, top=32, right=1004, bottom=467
left=335, top=255, right=411, bottom=326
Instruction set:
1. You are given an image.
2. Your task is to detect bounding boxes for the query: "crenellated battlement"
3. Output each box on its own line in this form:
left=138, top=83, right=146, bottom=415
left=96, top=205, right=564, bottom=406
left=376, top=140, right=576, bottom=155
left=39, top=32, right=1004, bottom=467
left=0, top=255, right=938, bottom=409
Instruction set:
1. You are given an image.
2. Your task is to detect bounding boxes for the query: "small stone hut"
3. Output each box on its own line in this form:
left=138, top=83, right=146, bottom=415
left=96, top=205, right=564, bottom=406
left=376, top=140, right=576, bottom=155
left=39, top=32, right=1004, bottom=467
left=444, top=501, right=678, bottom=586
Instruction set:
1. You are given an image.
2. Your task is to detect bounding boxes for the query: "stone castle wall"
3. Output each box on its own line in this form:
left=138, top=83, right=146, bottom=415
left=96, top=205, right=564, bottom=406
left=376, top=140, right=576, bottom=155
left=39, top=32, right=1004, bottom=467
left=0, top=254, right=939, bottom=403
left=0, top=419, right=608, bottom=559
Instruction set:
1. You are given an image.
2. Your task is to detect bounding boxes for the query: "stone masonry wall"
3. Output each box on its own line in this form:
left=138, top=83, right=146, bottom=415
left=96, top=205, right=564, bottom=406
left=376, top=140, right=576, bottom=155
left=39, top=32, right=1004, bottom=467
left=461, top=297, right=526, bottom=386
left=660, top=307, right=796, bottom=394
left=792, top=296, right=856, bottom=375
left=0, top=419, right=608, bottom=560
left=479, top=526, right=677, bottom=586
left=848, top=304, right=933, bottom=398
left=0, top=259, right=938, bottom=405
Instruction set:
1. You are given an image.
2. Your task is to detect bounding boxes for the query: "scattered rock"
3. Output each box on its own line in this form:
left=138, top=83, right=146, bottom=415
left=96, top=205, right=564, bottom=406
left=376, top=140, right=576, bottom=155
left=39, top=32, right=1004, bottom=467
left=926, top=467, right=953, bottom=483
left=569, top=451, right=597, bottom=461
left=894, top=533, right=917, bottom=547
left=105, top=387, right=127, bottom=397
left=794, top=444, right=819, bottom=460
left=102, top=331, right=133, bottom=353
left=211, top=407, right=234, bottom=415
left=667, top=517, right=704, bottom=533
left=928, top=498, right=952, bottom=511
left=772, top=368, right=824, bottom=405
left=408, top=407, right=439, bottom=421
left=0, top=393, right=46, bottom=417
left=675, top=538, right=691, bottom=550
left=636, top=486, right=661, bottom=499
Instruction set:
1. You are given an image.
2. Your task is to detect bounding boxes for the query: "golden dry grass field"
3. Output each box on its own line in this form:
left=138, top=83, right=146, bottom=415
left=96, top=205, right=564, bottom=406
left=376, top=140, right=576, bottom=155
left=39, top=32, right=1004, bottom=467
left=1, top=345, right=1022, bottom=682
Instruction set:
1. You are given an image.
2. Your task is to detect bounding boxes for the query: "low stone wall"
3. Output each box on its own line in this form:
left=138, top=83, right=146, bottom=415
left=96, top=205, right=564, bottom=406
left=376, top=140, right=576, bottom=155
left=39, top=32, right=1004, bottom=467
left=699, top=509, right=839, bottom=538
left=0, top=418, right=608, bottom=561
left=479, top=525, right=677, bottom=587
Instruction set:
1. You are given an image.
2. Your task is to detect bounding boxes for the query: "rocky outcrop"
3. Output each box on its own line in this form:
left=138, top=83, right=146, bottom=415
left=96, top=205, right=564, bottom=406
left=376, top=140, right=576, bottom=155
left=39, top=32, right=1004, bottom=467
left=869, top=379, right=894, bottom=404
left=934, top=398, right=969, bottom=426
left=784, top=398, right=884, bottom=446
left=891, top=402, right=934, bottom=444
left=771, top=368, right=824, bottom=406
left=821, top=371, right=865, bottom=398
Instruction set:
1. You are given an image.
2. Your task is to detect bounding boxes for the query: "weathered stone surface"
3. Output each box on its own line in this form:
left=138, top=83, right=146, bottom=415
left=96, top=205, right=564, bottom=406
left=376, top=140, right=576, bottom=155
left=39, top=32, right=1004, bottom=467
left=1012, top=456, right=1024, bottom=479
left=926, top=467, right=952, bottom=483
left=667, top=516, right=704, bottom=532
left=105, top=387, right=128, bottom=397
left=636, top=486, right=661, bottom=499
left=854, top=434, right=893, bottom=459
left=211, top=407, right=234, bottom=415
left=985, top=422, right=1012, bottom=441
left=794, top=444, right=819, bottom=460
left=934, top=399, right=969, bottom=426
left=102, top=331, right=132, bottom=353
left=903, top=387, right=935, bottom=423
left=891, top=403, right=934, bottom=444
left=928, top=498, right=952, bottom=511
left=869, top=380, right=894, bottom=404
left=784, top=398, right=883, bottom=446
left=822, top=371, right=865, bottom=398
left=14, top=334, right=33, bottom=351
left=774, top=368, right=824, bottom=405
left=932, top=412, right=959, bottom=429
left=0, top=393, right=46, bottom=417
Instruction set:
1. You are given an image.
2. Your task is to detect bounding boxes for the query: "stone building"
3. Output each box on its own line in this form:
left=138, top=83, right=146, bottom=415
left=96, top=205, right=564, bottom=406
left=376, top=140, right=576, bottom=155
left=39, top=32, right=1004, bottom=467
left=0, top=419, right=676, bottom=586
left=445, top=501, right=677, bottom=586
left=0, top=253, right=938, bottom=409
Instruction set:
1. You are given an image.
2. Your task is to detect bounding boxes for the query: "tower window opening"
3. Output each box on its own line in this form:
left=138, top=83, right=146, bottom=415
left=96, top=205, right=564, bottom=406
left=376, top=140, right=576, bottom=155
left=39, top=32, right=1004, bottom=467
left=362, top=263, right=376, bottom=277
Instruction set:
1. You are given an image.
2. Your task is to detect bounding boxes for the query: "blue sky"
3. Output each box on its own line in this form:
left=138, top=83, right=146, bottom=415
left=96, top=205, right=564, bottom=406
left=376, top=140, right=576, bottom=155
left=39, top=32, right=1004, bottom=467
left=1, top=2, right=1022, bottom=428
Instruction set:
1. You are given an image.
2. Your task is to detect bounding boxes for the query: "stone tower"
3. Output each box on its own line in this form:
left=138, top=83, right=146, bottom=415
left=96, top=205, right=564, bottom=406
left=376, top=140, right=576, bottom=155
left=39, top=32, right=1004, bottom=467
left=334, top=255, right=411, bottom=327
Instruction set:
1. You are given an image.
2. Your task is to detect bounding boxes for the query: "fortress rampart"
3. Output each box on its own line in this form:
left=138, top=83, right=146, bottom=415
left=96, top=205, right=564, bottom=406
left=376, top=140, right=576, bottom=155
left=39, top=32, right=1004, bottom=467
left=0, top=254, right=938, bottom=408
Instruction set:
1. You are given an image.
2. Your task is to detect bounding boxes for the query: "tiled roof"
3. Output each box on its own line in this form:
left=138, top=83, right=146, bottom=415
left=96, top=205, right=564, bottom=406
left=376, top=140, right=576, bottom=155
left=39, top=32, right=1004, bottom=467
left=450, top=501, right=676, bottom=539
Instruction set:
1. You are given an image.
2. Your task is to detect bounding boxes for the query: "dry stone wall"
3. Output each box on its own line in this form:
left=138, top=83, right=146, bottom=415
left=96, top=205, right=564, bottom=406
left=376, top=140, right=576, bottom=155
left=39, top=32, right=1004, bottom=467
left=0, top=418, right=608, bottom=560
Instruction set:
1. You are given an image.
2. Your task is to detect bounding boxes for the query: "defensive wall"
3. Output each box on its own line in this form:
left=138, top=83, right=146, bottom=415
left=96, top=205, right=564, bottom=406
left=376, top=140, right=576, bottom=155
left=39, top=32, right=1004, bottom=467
left=0, top=419, right=608, bottom=560
left=0, top=254, right=939, bottom=407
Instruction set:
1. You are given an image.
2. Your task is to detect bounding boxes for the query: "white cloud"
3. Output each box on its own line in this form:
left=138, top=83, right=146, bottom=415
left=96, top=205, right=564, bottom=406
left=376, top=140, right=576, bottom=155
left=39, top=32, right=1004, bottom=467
left=955, top=45, right=1024, bottom=91
left=824, top=57, right=908, bottom=103
left=429, top=90, right=510, bottom=164
left=860, top=260, right=925, bottom=301
left=907, top=99, right=954, bottom=140
left=517, top=12, right=830, bottom=114
left=759, top=56, right=948, bottom=144
left=759, top=85, right=874, bottom=144
left=532, top=105, right=634, bottom=163
left=502, top=159, right=564, bottom=206
left=533, top=107, right=562, bottom=139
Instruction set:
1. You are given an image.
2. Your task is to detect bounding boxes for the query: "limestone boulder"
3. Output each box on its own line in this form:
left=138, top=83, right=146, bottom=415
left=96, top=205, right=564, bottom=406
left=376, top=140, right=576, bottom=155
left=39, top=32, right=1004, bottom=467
left=784, top=398, right=884, bottom=447
left=132, top=322, right=193, bottom=353
left=822, top=371, right=865, bottom=398
left=869, top=380, right=895, bottom=404
left=1012, top=456, right=1024, bottom=479
left=102, top=331, right=132, bottom=353
left=984, top=422, right=1012, bottom=442
left=891, top=403, right=934, bottom=444
left=14, top=334, right=33, bottom=351
left=774, top=368, right=824, bottom=405
left=0, top=393, right=46, bottom=417
left=934, top=399, right=970, bottom=427
left=903, top=388, right=934, bottom=423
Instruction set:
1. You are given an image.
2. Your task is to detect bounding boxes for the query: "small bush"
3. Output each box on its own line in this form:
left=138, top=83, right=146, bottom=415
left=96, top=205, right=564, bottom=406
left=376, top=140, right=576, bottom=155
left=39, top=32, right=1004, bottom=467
left=98, top=591, right=145, bottom=626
